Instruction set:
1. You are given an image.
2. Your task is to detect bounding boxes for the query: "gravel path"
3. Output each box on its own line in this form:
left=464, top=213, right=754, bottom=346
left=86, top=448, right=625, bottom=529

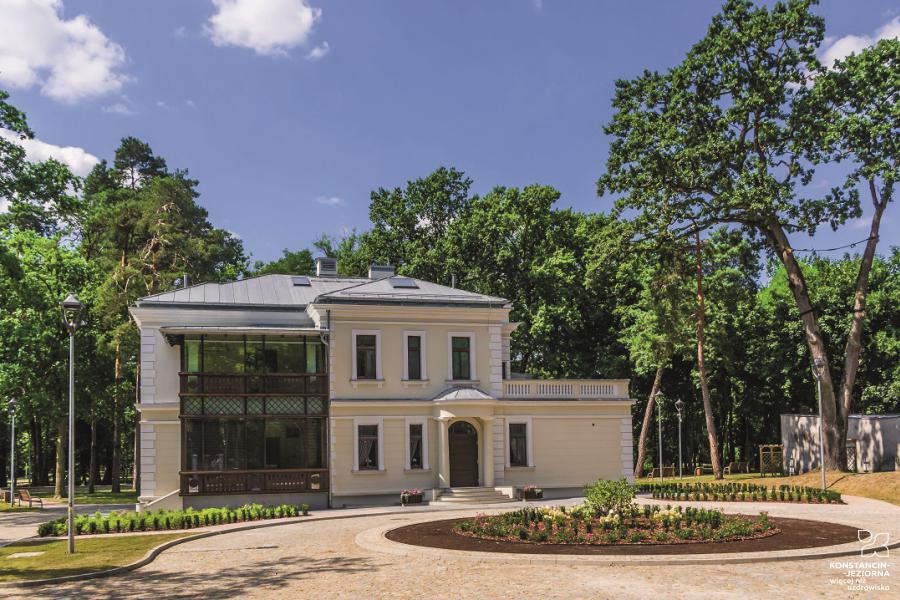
left=7, top=495, right=899, bottom=599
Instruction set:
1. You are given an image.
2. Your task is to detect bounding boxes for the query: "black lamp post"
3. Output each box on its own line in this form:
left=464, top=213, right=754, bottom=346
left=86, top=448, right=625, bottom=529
left=655, top=392, right=666, bottom=481
left=61, top=293, right=83, bottom=554
left=7, top=397, right=16, bottom=507
left=674, top=399, right=685, bottom=479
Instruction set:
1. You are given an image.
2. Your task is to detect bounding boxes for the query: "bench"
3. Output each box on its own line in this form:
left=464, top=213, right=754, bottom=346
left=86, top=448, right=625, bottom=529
left=649, top=466, right=675, bottom=478
left=17, top=489, right=43, bottom=508
left=723, top=461, right=749, bottom=475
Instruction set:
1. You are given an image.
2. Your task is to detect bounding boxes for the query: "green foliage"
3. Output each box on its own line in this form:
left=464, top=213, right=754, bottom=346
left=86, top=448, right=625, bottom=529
left=251, top=248, right=316, bottom=276
left=36, top=503, right=304, bottom=537
left=584, top=478, right=636, bottom=516
left=638, top=481, right=842, bottom=504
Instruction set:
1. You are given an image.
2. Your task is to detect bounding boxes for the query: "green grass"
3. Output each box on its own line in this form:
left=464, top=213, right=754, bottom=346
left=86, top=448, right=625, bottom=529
left=25, top=485, right=138, bottom=505
left=0, top=534, right=189, bottom=582
left=0, top=504, right=39, bottom=513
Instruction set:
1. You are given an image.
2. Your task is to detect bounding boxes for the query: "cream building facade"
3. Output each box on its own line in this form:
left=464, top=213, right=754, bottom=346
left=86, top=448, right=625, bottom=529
left=130, top=259, right=635, bottom=510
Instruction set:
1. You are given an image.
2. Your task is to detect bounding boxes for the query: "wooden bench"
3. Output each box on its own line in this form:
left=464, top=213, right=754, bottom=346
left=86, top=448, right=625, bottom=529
left=17, top=489, right=43, bottom=508
left=723, top=461, right=749, bottom=475
left=649, top=466, right=675, bottom=478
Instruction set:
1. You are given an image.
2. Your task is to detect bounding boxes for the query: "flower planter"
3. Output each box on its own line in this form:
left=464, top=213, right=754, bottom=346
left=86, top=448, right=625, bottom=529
left=519, top=489, right=543, bottom=501
left=400, top=492, right=423, bottom=506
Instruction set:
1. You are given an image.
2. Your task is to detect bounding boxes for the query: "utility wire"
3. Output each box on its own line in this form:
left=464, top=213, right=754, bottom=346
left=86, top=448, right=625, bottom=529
left=791, top=236, right=877, bottom=253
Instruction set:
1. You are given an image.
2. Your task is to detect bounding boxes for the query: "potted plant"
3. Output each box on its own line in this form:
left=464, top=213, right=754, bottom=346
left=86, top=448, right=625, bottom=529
left=520, top=484, right=543, bottom=501
left=400, top=489, right=423, bottom=505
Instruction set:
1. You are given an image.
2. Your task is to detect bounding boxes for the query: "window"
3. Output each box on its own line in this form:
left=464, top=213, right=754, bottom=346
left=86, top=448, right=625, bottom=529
left=451, top=336, right=471, bottom=380
left=352, top=330, right=381, bottom=380
left=409, top=423, right=423, bottom=469
left=183, top=417, right=325, bottom=471
left=356, top=335, right=377, bottom=379
left=357, top=424, right=379, bottom=470
left=407, top=335, right=422, bottom=380
left=509, top=422, right=528, bottom=467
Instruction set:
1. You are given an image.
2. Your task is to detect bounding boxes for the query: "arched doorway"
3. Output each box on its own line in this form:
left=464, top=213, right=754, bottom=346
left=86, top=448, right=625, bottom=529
left=449, top=421, right=479, bottom=487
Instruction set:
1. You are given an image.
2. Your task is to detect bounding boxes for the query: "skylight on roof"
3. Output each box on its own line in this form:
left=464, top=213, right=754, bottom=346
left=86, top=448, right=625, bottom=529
left=291, top=276, right=311, bottom=286
left=389, top=277, right=419, bottom=289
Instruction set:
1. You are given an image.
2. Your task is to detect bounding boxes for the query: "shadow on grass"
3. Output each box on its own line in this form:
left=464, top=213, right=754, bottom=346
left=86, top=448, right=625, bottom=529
left=34, top=554, right=377, bottom=599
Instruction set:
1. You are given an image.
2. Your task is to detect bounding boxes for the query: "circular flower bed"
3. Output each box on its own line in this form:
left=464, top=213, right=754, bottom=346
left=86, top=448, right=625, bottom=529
left=454, top=504, right=778, bottom=545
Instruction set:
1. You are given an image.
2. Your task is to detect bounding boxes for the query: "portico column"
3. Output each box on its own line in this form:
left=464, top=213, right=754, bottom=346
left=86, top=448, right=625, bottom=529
left=482, top=417, right=495, bottom=488
left=436, top=417, right=450, bottom=489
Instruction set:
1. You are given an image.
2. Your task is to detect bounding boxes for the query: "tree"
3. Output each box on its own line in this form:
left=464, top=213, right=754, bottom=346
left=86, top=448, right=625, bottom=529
left=597, top=0, right=860, bottom=468
left=801, top=39, right=899, bottom=463
left=251, top=248, right=316, bottom=276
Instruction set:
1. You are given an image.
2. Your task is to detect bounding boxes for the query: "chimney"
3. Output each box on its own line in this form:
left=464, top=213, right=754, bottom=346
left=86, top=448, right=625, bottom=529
left=368, top=264, right=395, bottom=279
left=316, top=257, right=338, bottom=277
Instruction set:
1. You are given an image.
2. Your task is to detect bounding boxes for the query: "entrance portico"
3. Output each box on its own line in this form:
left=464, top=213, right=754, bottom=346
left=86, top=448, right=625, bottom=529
left=433, top=387, right=498, bottom=490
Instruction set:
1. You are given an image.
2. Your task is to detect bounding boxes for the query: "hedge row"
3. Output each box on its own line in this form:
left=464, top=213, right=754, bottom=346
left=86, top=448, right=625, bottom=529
left=637, top=482, right=842, bottom=504
left=37, top=503, right=309, bottom=537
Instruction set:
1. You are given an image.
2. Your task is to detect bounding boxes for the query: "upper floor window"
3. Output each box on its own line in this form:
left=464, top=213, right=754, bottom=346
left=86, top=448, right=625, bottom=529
left=182, top=335, right=325, bottom=375
left=356, top=335, right=377, bottom=379
left=451, top=336, right=472, bottom=380
left=407, top=334, right=423, bottom=380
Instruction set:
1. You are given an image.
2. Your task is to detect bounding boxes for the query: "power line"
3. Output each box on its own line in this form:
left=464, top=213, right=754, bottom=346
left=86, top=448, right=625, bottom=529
left=792, top=236, right=877, bottom=253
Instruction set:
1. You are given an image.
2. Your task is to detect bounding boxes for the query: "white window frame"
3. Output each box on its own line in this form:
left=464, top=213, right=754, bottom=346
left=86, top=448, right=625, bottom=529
left=353, top=417, right=384, bottom=471
left=505, top=417, right=534, bottom=468
left=447, top=331, right=477, bottom=381
left=402, top=330, right=428, bottom=381
left=351, top=329, right=382, bottom=380
left=404, top=417, right=430, bottom=470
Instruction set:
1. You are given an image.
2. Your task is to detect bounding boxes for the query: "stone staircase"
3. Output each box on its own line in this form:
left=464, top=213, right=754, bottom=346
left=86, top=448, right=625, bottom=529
left=435, top=487, right=517, bottom=505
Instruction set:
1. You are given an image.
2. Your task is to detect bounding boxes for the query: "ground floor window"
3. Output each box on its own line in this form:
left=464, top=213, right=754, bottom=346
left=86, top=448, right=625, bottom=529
left=183, top=417, right=325, bottom=471
left=357, top=424, right=379, bottom=470
left=509, top=422, right=529, bottom=467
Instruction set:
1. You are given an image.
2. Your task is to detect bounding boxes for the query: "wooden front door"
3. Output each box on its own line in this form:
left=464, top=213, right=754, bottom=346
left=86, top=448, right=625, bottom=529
left=449, top=421, right=479, bottom=487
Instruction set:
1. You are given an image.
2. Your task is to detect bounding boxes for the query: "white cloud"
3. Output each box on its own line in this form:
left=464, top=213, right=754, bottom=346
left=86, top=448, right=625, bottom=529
left=0, top=128, right=99, bottom=177
left=315, top=195, right=343, bottom=206
left=305, top=41, right=330, bottom=61
left=102, top=101, right=135, bottom=116
left=186, top=98, right=197, bottom=108
left=206, top=0, right=322, bottom=56
left=820, top=17, right=899, bottom=67
left=0, top=0, right=129, bottom=102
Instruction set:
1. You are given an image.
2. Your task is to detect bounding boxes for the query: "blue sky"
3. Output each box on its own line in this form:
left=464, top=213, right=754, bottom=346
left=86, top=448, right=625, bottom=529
left=1, top=0, right=897, bottom=263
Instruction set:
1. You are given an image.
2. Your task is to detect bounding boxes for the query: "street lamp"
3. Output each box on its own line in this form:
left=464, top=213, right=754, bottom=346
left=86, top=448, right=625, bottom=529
left=655, top=392, right=665, bottom=481
left=674, top=399, right=685, bottom=479
left=61, top=293, right=83, bottom=555
left=7, top=397, right=16, bottom=507
left=812, top=356, right=828, bottom=491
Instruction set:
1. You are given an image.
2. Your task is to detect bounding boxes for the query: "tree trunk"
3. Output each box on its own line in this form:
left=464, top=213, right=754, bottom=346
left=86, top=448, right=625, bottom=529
left=30, top=418, right=41, bottom=486
left=88, top=412, right=97, bottom=494
left=54, top=420, right=65, bottom=498
left=761, top=220, right=840, bottom=470
left=633, top=366, right=664, bottom=478
left=695, top=231, right=723, bottom=479
left=837, top=182, right=889, bottom=470
left=111, top=347, right=122, bottom=493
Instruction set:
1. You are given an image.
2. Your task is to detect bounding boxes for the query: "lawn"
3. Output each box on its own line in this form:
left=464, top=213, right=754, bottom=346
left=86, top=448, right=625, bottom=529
left=0, top=505, right=39, bottom=514
left=637, top=471, right=900, bottom=506
left=24, top=485, right=138, bottom=505
left=0, top=533, right=189, bottom=582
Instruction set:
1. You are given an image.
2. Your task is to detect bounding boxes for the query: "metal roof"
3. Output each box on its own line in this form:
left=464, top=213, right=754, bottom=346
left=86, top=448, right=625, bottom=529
left=135, top=274, right=508, bottom=309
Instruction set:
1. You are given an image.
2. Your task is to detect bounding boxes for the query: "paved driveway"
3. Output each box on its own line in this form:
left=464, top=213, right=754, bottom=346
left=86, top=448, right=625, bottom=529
left=15, top=495, right=898, bottom=600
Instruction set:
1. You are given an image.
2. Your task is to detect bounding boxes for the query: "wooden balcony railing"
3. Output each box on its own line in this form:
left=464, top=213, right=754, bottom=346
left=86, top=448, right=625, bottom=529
left=502, top=379, right=629, bottom=400
left=179, top=372, right=327, bottom=396
left=180, top=469, right=329, bottom=496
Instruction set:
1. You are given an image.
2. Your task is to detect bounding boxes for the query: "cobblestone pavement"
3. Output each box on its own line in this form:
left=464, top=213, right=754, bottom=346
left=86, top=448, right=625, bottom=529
left=10, top=495, right=900, bottom=600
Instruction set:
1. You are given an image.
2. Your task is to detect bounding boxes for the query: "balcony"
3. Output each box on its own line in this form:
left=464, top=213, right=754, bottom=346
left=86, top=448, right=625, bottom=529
left=501, top=379, right=629, bottom=400
left=179, top=372, right=328, bottom=396
left=180, top=468, right=329, bottom=495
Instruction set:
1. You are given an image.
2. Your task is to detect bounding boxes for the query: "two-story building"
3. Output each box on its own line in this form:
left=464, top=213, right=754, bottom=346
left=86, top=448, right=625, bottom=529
left=129, top=258, right=635, bottom=510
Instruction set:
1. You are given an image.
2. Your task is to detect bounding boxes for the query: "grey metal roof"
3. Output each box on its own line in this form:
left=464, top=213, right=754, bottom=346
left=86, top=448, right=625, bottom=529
left=135, top=274, right=508, bottom=308
left=432, top=387, right=495, bottom=402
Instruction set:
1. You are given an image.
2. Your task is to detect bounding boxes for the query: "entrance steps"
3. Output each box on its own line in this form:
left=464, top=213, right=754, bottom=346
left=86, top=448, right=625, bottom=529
left=435, top=487, right=517, bottom=504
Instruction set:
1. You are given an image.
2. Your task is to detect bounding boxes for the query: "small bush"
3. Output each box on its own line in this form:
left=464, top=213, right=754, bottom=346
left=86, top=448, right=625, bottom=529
left=584, top=478, right=636, bottom=516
